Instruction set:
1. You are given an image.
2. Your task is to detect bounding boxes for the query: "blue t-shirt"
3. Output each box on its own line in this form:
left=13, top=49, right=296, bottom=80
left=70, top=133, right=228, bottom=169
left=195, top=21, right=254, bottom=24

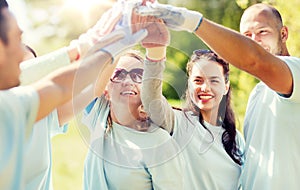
left=24, top=110, right=68, bottom=190
left=172, top=110, right=244, bottom=190
left=240, top=56, right=300, bottom=190
left=0, top=86, right=39, bottom=190
left=82, top=97, right=185, bottom=190
left=19, top=45, right=70, bottom=190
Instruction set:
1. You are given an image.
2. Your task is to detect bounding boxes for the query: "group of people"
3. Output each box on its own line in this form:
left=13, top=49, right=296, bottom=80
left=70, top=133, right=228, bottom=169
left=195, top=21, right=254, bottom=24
left=1, top=0, right=299, bottom=189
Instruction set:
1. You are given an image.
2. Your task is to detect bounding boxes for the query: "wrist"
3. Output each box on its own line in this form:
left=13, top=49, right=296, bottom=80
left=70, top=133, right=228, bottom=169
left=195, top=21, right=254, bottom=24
left=146, top=47, right=166, bottom=62
left=97, top=48, right=114, bottom=64
left=183, top=10, right=203, bottom=32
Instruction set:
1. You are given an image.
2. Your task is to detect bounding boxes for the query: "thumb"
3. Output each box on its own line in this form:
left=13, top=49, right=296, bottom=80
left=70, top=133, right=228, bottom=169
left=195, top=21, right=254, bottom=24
left=86, top=30, right=126, bottom=56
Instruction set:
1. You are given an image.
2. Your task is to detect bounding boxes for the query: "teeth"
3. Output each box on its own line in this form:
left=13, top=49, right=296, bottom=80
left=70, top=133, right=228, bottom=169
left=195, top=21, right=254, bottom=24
left=121, top=91, right=136, bottom=95
left=199, top=95, right=212, bottom=100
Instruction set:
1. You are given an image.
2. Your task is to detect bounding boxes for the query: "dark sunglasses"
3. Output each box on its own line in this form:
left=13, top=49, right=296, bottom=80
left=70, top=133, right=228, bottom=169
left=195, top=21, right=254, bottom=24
left=110, top=68, right=144, bottom=84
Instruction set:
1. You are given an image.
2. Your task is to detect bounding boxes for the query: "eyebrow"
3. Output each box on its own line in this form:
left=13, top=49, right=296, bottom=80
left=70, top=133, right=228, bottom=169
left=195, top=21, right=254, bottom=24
left=192, top=75, right=221, bottom=80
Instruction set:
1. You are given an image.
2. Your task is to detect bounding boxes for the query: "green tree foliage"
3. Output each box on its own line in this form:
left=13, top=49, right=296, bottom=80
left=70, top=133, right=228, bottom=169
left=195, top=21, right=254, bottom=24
left=274, top=0, right=300, bottom=57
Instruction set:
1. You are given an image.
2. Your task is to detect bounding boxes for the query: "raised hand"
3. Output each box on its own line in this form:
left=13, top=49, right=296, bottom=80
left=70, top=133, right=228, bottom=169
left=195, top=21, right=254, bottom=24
left=97, top=29, right=148, bottom=62
left=136, top=2, right=203, bottom=33
left=131, top=10, right=169, bottom=48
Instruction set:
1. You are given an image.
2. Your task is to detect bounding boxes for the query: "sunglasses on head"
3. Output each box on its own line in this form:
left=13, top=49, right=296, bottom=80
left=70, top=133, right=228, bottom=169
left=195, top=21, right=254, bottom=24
left=193, top=49, right=217, bottom=57
left=191, top=49, right=230, bottom=82
left=110, top=68, right=144, bottom=84
left=192, top=49, right=228, bottom=66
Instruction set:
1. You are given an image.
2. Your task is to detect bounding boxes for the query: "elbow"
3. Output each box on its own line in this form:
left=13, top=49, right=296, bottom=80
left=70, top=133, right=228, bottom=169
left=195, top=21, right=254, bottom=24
left=238, top=48, right=267, bottom=74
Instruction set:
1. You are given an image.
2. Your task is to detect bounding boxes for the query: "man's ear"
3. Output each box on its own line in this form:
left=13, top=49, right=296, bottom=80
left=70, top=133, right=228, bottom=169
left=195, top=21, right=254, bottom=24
left=281, top=26, right=288, bottom=43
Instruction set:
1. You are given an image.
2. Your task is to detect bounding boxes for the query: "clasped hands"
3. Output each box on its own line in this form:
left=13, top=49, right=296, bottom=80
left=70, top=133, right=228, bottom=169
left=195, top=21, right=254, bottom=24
left=75, top=0, right=203, bottom=62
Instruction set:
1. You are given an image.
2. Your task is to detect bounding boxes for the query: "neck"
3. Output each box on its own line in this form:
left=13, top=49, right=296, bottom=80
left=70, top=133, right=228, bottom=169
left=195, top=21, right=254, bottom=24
left=110, top=104, right=148, bottom=131
left=201, top=109, right=219, bottom=126
left=281, top=46, right=290, bottom=56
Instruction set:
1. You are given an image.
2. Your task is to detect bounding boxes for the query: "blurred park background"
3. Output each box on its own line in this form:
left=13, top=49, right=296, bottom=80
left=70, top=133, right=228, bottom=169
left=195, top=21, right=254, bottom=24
left=7, top=0, right=300, bottom=189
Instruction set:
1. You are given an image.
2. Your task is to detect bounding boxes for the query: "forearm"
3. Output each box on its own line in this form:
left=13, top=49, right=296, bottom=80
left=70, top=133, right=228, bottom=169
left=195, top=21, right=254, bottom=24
left=194, top=19, right=261, bottom=72
left=20, top=47, right=72, bottom=85
left=57, top=60, right=117, bottom=125
left=34, top=51, right=112, bottom=121
left=142, top=50, right=174, bottom=133
left=57, top=85, right=94, bottom=126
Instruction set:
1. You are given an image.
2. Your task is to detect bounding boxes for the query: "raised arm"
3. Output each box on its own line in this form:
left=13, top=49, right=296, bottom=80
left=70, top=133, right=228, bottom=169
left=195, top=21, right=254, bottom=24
left=135, top=15, right=175, bottom=133
left=33, top=29, right=147, bottom=122
left=137, top=2, right=293, bottom=95
left=20, top=2, right=123, bottom=86
left=57, top=61, right=117, bottom=126
left=194, top=19, right=292, bottom=95
left=142, top=47, right=175, bottom=133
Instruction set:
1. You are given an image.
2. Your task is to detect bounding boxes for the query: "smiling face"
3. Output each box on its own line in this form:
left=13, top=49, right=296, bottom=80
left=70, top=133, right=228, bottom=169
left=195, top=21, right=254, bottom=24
left=239, top=4, right=288, bottom=56
left=107, top=54, right=144, bottom=114
left=188, top=60, right=229, bottom=116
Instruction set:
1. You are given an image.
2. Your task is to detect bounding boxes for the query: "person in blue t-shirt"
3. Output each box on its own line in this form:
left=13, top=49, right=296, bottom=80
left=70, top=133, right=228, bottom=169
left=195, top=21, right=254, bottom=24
left=0, top=0, right=147, bottom=189
left=137, top=2, right=300, bottom=190
left=82, top=51, right=184, bottom=190
left=19, top=4, right=126, bottom=189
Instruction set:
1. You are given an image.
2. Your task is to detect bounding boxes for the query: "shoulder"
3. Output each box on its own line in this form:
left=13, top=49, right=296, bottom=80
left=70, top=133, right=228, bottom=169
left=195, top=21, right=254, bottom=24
left=0, top=86, right=39, bottom=118
left=279, top=56, right=300, bottom=101
left=278, top=56, right=300, bottom=78
left=82, top=95, right=110, bottom=130
left=0, top=87, right=39, bottom=143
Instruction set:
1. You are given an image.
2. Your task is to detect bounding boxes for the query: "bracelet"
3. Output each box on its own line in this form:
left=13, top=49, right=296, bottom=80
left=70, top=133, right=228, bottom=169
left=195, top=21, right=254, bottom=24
left=146, top=56, right=166, bottom=62
left=97, top=49, right=114, bottom=64
left=194, top=16, right=203, bottom=32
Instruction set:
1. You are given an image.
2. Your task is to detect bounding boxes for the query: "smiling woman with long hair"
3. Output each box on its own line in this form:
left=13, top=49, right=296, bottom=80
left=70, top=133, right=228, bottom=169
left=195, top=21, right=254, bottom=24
left=141, top=48, right=245, bottom=190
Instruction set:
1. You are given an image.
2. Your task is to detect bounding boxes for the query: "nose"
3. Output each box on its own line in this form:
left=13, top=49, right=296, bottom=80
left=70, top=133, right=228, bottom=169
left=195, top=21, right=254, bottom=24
left=200, top=80, right=210, bottom=92
left=122, top=74, right=134, bottom=85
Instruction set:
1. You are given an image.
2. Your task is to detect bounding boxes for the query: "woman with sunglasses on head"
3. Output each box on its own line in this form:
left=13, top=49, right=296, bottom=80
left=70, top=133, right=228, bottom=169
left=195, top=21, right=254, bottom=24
left=79, top=3, right=185, bottom=189
left=141, top=45, right=245, bottom=189
left=81, top=50, right=184, bottom=190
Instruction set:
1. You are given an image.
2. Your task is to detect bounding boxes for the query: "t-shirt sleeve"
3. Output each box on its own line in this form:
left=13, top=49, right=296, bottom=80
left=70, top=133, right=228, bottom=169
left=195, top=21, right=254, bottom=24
left=278, top=56, right=300, bottom=103
left=48, top=109, right=68, bottom=137
left=9, top=86, right=40, bottom=136
left=82, top=96, right=110, bottom=131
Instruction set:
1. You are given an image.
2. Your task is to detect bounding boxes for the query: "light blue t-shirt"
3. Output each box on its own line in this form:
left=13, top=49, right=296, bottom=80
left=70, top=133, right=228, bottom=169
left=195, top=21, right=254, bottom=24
left=24, top=110, right=68, bottom=190
left=240, top=56, right=300, bottom=190
left=82, top=97, right=184, bottom=190
left=19, top=46, right=70, bottom=190
left=0, top=86, right=39, bottom=190
left=172, top=110, right=244, bottom=190
left=141, top=58, right=244, bottom=190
